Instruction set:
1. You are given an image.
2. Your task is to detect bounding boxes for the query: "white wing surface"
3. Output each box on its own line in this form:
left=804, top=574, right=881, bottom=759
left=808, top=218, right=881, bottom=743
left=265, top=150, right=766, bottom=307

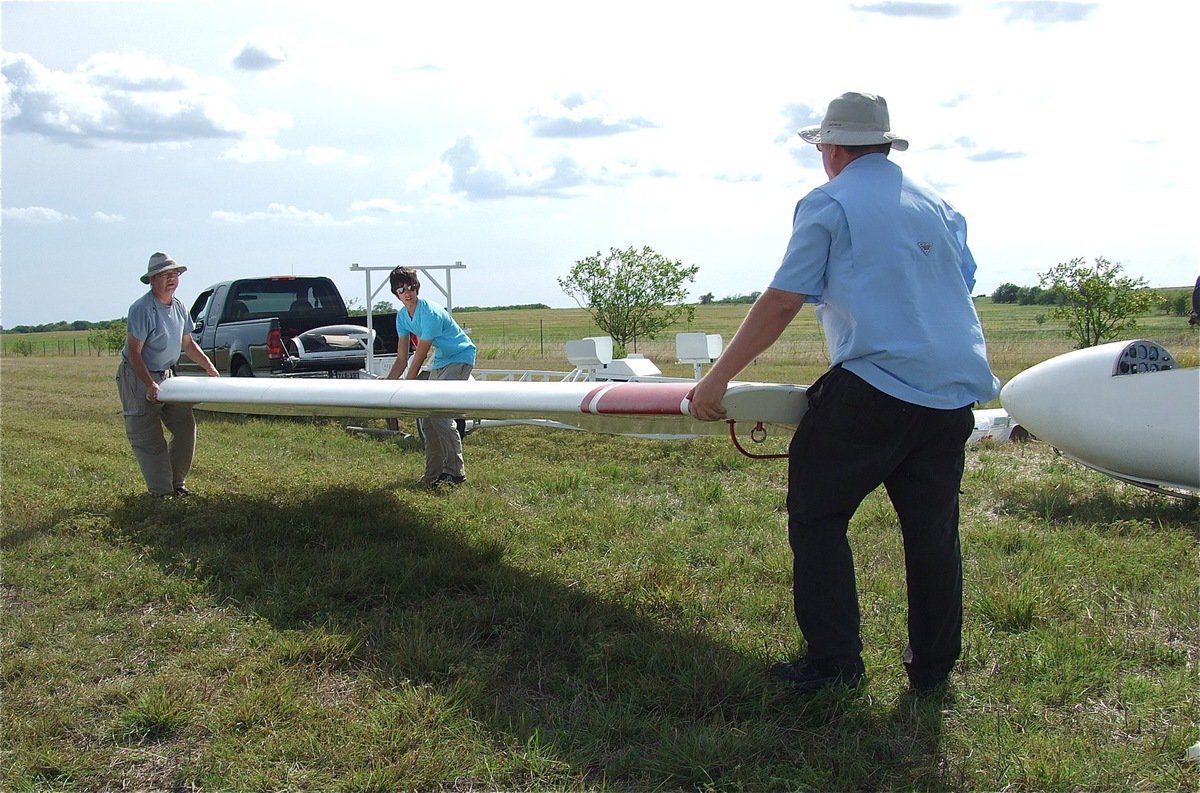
left=157, top=376, right=809, bottom=437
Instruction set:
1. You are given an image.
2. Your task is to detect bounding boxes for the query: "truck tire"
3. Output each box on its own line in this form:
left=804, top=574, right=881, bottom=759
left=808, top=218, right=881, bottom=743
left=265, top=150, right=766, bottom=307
left=233, top=361, right=254, bottom=378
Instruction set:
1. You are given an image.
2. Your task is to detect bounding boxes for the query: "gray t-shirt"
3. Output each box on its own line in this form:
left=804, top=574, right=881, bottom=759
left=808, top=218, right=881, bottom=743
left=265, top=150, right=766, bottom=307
left=121, top=291, right=190, bottom=372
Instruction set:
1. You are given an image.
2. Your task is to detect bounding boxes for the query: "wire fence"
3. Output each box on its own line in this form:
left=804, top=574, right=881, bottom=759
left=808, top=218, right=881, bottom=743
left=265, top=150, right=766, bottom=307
left=1, top=337, right=122, bottom=358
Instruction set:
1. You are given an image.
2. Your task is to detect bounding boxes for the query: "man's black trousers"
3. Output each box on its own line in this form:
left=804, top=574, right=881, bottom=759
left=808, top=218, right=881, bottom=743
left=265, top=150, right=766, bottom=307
left=786, top=366, right=974, bottom=687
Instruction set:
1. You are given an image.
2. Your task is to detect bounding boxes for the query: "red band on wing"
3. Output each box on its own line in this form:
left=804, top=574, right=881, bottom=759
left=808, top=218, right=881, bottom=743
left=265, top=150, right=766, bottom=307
left=579, top=382, right=693, bottom=415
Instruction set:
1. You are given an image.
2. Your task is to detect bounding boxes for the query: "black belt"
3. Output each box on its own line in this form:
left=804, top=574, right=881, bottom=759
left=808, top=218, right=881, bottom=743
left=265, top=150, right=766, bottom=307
left=122, top=361, right=172, bottom=377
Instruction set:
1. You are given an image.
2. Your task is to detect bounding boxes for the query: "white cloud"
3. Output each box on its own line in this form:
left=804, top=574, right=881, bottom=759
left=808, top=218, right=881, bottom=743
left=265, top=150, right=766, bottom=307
left=526, top=93, right=660, bottom=138
left=967, top=149, right=1025, bottom=162
left=349, top=198, right=412, bottom=215
left=441, top=136, right=598, bottom=200
left=219, top=141, right=368, bottom=166
left=2, top=206, right=76, bottom=223
left=231, top=37, right=289, bottom=71
left=714, top=172, right=763, bottom=184
left=851, top=2, right=960, bottom=19
left=210, top=202, right=379, bottom=226
left=305, top=145, right=367, bottom=166
left=997, top=1, right=1098, bottom=24
left=1, top=50, right=290, bottom=149
left=220, top=138, right=287, bottom=163
left=93, top=211, right=126, bottom=223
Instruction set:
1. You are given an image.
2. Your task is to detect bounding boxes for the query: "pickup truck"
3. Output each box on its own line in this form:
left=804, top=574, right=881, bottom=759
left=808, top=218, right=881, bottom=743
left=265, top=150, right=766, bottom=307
left=175, top=275, right=401, bottom=378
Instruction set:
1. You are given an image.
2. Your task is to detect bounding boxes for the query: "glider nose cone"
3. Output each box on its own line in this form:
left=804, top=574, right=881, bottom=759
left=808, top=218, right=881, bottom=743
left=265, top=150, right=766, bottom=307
left=999, top=341, right=1200, bottom=493
left=999, top=359, right=1053, bottom=432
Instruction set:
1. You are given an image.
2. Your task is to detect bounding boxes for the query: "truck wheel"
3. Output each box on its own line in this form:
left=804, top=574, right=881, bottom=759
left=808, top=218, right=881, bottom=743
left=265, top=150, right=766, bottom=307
left=233, top=361, right=254, bottom=378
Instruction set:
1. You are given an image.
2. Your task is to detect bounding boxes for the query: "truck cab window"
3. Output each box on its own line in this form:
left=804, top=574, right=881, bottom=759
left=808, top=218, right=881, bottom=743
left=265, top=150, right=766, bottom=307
left=190, top=291, right=214, bottom=325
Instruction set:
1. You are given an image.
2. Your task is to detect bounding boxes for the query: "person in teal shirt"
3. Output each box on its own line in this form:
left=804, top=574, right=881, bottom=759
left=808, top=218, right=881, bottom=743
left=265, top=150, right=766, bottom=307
left=689, top=93, right=999, bottom=696
left=383, top=267, right=476, bottom=487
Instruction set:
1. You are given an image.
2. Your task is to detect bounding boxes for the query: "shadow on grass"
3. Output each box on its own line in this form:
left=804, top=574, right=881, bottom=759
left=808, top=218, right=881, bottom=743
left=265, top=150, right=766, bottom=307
left=111, top=486, right=948, bottom=789
left=995, top=476, right=1199, bottom=534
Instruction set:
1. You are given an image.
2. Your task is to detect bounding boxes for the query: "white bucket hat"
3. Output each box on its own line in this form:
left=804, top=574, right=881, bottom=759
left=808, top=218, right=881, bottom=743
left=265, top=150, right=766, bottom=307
left=141, top=251, right=188, bottom=283
left=798, top=92, right=909, bottom=151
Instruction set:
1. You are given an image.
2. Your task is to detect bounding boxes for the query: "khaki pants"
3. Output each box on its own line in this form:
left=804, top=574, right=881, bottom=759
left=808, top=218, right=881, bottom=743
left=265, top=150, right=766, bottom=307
left=423, top=363, right=472, bottom=483
left=116, top=363, right=196, bottom=496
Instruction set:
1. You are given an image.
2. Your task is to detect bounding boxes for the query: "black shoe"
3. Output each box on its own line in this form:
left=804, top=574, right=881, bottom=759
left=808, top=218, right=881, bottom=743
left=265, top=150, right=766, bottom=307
left=431, top=473, right=466, bottom=488
left=174, top=485, right=194, bottom=497
left=769, top=657, right=864, bottom=692
left=908, top=676, right=950, bottom=696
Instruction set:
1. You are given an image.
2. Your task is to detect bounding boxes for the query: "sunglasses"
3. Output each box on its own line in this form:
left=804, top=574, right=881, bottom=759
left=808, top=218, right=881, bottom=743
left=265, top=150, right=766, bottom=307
left=394, top=284, right=419, bottom=294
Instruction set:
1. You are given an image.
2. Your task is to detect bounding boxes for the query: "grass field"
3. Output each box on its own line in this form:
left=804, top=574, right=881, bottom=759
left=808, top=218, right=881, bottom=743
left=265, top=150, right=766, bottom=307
left=2, top=310, right=1199, bottom=791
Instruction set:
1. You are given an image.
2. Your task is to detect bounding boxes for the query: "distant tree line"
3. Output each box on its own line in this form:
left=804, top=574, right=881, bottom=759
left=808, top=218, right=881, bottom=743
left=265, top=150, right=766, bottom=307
left=1, top=318, right=125, bottom=334
left=992, top=277, right=1191, bottom=317
left=989, top=283, right=1065, bottom=306
left=4, top=319, right=127, bottom=356
left=2, top=303, right=559, bottom=331
left=454, top=303, right=552, bottom=313
left=344, top=301, right=552, bottom=316
left=698, top=291, right=761, bottom=305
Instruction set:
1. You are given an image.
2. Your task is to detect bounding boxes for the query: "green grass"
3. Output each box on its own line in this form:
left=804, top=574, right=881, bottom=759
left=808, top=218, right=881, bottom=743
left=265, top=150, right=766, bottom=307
left=2, top=340, right=1198, bottom=790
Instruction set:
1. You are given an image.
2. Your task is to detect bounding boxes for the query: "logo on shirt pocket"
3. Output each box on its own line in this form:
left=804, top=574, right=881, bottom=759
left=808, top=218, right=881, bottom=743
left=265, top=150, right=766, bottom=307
left=918, top=242, right=933, bottom=256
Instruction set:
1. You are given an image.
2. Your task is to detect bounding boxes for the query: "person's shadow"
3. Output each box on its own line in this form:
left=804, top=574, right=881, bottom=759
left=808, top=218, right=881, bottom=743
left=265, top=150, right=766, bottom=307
left=110, top=485, right=951, bottom=788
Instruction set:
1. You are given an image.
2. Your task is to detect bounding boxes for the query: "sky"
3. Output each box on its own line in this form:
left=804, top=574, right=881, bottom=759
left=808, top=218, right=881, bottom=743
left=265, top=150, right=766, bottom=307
left=1, top=0, right=1195, bottom=329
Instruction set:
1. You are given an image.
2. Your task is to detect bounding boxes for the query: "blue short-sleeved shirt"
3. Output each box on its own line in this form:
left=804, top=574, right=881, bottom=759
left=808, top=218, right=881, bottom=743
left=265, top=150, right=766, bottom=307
left=121, top=291, right=190, bottom=372
left=396, top=298, right=476, bottom=369
left=770, top=154, right=999, bottom=409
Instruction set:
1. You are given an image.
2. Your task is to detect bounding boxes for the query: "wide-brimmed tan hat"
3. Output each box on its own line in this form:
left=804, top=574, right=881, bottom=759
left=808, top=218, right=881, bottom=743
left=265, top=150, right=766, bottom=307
left=141, top=251, right=187, bottom=283
left=798, top=92, right=909, bottom=151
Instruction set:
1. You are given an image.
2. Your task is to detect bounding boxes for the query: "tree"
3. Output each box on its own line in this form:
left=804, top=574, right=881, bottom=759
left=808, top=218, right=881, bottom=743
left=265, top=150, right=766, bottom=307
left=557, top=246, right=699, bottom=357
left=1163, top=292, right=1190, bottom=317
left=88, top=319, right=127, bottom=355
left=1039, top=256, right=1153, bottom=348
left=991, top=282, right=1020, bottom=304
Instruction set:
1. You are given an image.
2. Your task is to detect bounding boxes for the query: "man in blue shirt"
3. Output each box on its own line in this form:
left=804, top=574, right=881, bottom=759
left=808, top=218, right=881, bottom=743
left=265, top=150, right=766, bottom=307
left=689, top=93, right=1000, bottom=695
left=383, top=267, right=477, bottom=487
